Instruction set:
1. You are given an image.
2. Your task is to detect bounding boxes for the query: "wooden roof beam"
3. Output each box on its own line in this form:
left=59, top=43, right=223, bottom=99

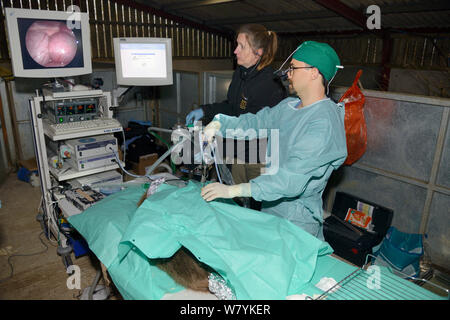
left=313, top=0, right=366, bottom=29
left=162, top=0, right=240, bottom=11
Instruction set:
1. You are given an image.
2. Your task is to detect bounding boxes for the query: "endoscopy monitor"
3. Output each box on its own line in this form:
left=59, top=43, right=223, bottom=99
left=113, top=37, right=173, bottom=86
left=4, top=7, right=92, bottom=78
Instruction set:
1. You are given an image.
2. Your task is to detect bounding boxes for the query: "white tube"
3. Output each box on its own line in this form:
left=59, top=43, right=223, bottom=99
left=154, top=163, right=172, bottom=173
left=145, top=139, right=184, bottom=175
left=211, top=140, right=222, bottom=184
left=148, top=127, right=173, bottom=133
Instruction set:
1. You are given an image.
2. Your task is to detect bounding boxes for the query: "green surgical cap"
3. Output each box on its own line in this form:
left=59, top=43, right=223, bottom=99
left=292, top=41, right=341, bottom=81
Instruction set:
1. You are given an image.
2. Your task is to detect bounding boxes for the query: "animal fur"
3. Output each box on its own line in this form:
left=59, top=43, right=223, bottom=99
left=138, top=191, right=211, bottom=292
left=153, top=247, right=212, bottom=292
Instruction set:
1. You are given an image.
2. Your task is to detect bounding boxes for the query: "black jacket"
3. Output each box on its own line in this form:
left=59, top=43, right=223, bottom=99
left=201, top=65, right=286, bottom=163
left=202, top=64, right=287, bottom=124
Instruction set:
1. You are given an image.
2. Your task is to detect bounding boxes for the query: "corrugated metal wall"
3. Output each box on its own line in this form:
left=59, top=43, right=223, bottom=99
left=277, top=34, right=449, bottom=70
left=325, top=89, right=450, bottom=268
left=0, top=0, right=235, bottom=164
left=2, top=0, right=448, bottom=71
left=0, top=0, right=234, bottom=62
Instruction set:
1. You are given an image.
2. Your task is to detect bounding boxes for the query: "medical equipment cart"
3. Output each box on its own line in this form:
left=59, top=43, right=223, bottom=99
left=29, top=89, right=123, bottom=269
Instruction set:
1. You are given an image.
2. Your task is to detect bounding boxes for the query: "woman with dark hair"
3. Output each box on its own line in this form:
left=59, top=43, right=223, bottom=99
left=186, top=24, right=287, bottom=196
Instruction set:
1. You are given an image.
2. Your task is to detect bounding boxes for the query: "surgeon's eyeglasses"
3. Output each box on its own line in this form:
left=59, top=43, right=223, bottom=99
left=285, top=65, right=314, bottom=75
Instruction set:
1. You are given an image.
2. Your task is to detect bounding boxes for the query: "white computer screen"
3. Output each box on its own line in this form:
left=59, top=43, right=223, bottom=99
left=114, top=37, right=173, bottom=86
left=120, top=43, right=167, bottom=78
left=5, top=8, right=92, bottom=78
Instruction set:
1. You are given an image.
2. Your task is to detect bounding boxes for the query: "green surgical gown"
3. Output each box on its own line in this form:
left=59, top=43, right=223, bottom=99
left=214, top=97, right=347, bottom=239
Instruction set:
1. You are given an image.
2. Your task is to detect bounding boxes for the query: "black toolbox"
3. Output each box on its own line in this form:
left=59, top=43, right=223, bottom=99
left=324, top=192, right=394, bottom=266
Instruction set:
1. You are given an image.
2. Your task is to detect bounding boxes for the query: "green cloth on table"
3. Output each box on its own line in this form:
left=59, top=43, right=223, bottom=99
left=69, top=181, right=333, bottom=300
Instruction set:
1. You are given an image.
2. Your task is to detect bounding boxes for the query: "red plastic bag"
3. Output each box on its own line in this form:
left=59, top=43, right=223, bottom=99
left=339, top=70, right=367, bottom=165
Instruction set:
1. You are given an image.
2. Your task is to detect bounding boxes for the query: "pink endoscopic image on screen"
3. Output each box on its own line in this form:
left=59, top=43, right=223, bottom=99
left=25, top=21, right=78, bottom=67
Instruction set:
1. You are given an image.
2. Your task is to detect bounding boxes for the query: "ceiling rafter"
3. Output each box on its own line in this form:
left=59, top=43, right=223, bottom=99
left=277, top=26, right=450, bottom=37
left=128, top=0, right=450, bottom=35
left=162, top=0, right=241, bottom=11
left=377, top=1, right=450, bottom=14
left=114, top=0, right=234, bottom=37
left=203, top=0, right=450, bottom=27
left=312, top=0, right=366, bottom=29
left=206, top=10, right=339, bottom=26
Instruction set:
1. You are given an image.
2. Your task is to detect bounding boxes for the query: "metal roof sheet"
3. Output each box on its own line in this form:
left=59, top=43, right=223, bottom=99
left=137, top=0, right=450, bottom=33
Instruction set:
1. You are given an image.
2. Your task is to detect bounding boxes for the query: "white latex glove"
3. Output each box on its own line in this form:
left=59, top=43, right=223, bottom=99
left=201, top=183, right=251, bottom=202
left=202, top=120, right=221, bottom=144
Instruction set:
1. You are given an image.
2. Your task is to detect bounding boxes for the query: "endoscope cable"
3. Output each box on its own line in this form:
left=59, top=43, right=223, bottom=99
left=108, top=137, right=186, bottom=182
left=0, top=232, right=49, bottom=284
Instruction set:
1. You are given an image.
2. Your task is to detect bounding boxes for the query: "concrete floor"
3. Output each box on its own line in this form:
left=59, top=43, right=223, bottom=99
left=0, top=172, right=448, bottom=300
left=0, top=173, right=120, bottom=300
